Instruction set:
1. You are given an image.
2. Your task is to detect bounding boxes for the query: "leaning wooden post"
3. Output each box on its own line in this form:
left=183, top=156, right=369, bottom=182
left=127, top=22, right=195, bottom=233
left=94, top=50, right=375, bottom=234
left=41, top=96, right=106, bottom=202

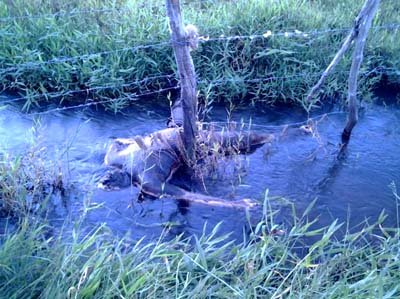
left=165, top=0, right=198, bottom=161
left=341, top=0, right=380, bottom=144
left=306, top=0, right=378, bottom=103
left=305, top=0, right=380, bottom=146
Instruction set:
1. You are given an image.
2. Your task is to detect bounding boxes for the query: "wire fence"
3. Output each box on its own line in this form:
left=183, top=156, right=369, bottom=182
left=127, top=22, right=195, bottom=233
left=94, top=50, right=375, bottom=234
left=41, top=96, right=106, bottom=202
left=1, top=2, right=399, bottom=117
left=25, top=86, right=180, bottom=116
left=1, top=23, right=399, bottom=75
left=3, top=62, right=397, bottom=105
left=2, top=65, right=393, bottom=116
left=0, top=0, right=205, bottom=22
left=0, top=74, right=176, bottom=104
left=0, top=64, right=397, bottom=110
left=0, top=2, right=170, bottom=22
left=0, top=70, right=344, bottom=105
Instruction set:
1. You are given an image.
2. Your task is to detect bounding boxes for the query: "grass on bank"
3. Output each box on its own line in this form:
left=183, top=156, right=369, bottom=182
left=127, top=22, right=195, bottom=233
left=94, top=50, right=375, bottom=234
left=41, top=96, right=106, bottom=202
left=0, top=0, right=399, bottom=111
left=0, top=196, right=400, bottom=299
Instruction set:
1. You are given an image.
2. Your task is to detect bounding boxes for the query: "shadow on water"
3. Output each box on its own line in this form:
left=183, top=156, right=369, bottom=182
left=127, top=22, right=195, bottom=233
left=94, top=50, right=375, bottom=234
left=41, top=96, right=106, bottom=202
left=1, top=94, right=399, bottom=243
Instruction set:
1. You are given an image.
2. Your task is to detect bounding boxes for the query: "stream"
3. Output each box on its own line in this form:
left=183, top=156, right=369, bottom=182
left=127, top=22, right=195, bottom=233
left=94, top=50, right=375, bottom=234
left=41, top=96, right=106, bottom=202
left=1, top=94, right=399, bottom=243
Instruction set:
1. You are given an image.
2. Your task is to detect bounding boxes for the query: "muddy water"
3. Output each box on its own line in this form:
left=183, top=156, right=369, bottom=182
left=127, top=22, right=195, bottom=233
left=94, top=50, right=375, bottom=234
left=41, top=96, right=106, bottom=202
left=1, top=95, right=399, bottom=242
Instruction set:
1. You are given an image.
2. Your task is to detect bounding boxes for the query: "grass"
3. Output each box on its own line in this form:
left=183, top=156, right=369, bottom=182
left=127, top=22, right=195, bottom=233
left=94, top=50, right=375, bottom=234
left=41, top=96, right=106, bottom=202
left=0, top=194, right=399, bottom=298
left=0, top=0, right=399, bottom=112
left=0, top=128, right=67, bottom=219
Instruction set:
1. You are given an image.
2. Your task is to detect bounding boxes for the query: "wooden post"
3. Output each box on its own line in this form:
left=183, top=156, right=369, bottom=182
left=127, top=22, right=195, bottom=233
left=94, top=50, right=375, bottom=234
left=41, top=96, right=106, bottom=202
left=306, top=0, right=378, bottom=103
left=165, top=0, right=198, bottom=161
left=342, top=0, right=380, bottom=144
left=305, top=0, right=380, bottom=146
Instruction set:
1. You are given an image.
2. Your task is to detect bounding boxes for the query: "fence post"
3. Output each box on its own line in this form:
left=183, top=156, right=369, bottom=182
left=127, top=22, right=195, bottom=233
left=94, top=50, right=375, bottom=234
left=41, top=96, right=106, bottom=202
left=165, top=0, right=198, bottom=161
left=305, top=0, right=380, bottom=147
left=342, top=0, right=380, bottom=144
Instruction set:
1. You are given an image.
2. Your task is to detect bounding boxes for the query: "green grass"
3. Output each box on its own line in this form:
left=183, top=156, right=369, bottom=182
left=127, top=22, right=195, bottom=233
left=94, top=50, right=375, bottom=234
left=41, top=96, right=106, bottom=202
left=0, top=196, right=399, bottom=299
left=0, top=0, right=399, bottom=111
left=0, top=134, right=67, bottom=219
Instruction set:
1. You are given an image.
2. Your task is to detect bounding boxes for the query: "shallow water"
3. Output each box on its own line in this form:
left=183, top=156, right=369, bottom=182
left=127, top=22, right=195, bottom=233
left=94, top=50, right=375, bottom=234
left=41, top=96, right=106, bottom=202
left=1, top=95, right=399, bottom=242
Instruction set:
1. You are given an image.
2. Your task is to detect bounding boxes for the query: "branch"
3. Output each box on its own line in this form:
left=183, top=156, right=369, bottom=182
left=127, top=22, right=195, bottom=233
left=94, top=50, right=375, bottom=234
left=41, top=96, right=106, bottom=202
left=306, top=0, right=378, bottom=103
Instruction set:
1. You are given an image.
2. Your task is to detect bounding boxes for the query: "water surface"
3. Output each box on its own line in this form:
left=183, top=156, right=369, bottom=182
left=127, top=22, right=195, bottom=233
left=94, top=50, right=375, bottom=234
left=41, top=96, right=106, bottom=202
left=1, top=95, right=399, bottom=242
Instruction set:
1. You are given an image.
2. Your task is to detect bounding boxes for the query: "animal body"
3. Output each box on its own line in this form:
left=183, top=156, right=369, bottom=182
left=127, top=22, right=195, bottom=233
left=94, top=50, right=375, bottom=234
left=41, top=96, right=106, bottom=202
left=99, top=127, right=273, bottom=209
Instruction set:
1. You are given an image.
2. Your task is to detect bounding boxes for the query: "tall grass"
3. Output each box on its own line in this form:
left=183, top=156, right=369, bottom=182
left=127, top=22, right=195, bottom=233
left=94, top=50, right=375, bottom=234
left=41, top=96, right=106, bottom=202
left=0, top=0, right=399, bottom=111
left=0, top=195, right=399, bottom=298
left=0, top=133, right=67, bottom=219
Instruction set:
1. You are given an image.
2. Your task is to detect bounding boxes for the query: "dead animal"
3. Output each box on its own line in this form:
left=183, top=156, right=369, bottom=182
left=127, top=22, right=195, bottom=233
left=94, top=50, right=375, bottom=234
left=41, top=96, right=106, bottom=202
left=99, top=127, right=273, bottom=209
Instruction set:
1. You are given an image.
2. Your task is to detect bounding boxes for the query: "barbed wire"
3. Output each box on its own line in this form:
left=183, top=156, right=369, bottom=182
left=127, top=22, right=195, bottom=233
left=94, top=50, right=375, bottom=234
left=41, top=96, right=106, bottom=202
left=0, top=2, right=175, bottom=22
left=1, top=66, right=396, bottom=106
left=0, top=7, right=123, bottom=22
left=203, top=111, right=347, bottom=130
left=1, top=22, right=398, bottom=75
left=1, top=71, right=304, bottom=105
left=206, top=23, right=400, bottom=42
left=26, top=86, right=180, bottom=116
left=2, top=1, right=399, bottom=24
left=204, top=28, right=348, bottom=42
left=0, top=74, right=176, bottom=104
left=0, top=42, right=170, bottom=74
left=199, top=66, right=394, bottom=86
left=0, top=0, right=205, bottom=22
left=0, top=70, right=344, bottom=105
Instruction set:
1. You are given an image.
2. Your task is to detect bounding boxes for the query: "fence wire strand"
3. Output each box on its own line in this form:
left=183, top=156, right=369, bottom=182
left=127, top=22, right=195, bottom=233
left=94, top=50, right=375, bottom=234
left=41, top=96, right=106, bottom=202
left=26, top=86, right=180, bottom=116
left=1, top=1, right=399, bottom=24
left=1, top=23, right=399, bottom=74
left=1, top=67, right=394, bottom=115
left=0, top=42, right=170, bottom=74
left=1, top=74, right=176, bottom=104
left=0, top=7, right=123, bottom=22
left=0, top=70, right=340, bottom=105
left=0, top=1, right=207, bottom=22
left=0, top=66, right=395, bottom=107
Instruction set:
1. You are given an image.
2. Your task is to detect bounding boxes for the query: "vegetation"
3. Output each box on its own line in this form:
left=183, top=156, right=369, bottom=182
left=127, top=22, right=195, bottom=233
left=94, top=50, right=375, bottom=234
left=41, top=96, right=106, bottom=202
left=0, top=130, right=67, bottom=219
left=1, top=1, right=400, bottom=298
left=1, top=195, right=399, bottom=298
left=0, top=0, right=399, bottom=111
